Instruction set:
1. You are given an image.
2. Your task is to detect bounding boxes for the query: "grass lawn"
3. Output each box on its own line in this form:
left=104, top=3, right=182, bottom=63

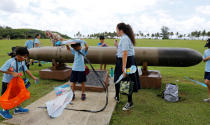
left=0, top=39, right=209, bottom=125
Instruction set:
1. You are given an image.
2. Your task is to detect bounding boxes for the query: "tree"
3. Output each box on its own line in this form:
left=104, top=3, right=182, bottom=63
left=176, top=32, right=179, bottom=37
left=202, top=30, right=206, bottom=40
left=155, top=32, right=160, bottom=39
left=178, top=34, right=183, bottom=39
left=161, top=26, right=170, bottom=39
left=75, top=31, right=82, bottom=38
left=0, top=25, right=71, bottom=39
left=207, top=31, right=210, bottom=37
left=151, top=34, right=155, bottom=39
left=170, top=32, right=174, bottom=39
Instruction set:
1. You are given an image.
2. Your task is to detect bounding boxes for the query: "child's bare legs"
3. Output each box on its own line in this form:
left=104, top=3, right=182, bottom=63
left=81, top=82, right=85, bottom=94
left=71, top=82, right=76, bottom=93
left=81, top=82, right=86, bottom=100
left=100, top=64, right=103, bottom=70
left=204, top=80, right=210, bottom=99
left=100, top=64, right=106, bottom=70
left=71, top=82, right=76, bottom=100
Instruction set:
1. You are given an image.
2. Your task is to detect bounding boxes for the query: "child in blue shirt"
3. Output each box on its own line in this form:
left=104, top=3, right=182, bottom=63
left=97, top=36, right=108, bottom=70
left=34, top=34, right=42, bottom=67
left=66, top=40, right=88, bottom=101
left=97, top=36, right=108, bottom=47
left=25, top=36, right=34, bottom=49
left=0, top=47, right=38, bottom=119
left=203, top=38, right=210, bottom=102
left=24, top=35, right=34, bottom=69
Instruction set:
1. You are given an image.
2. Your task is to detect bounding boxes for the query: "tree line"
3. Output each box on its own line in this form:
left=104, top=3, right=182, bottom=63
left=1, top=25, right=209, bottom=40
left=75, top=26, right=210, bottom=40
left=0, top=25, right=70, bottom=40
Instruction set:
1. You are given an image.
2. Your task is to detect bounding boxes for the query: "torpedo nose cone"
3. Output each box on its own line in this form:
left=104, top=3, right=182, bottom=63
left=158, top=48, right=202, bottom=67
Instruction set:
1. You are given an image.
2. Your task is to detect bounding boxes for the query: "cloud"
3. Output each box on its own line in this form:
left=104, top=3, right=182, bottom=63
left=0, top=0, right=18, bottom=13
left=0, top=0, right=209, bottom=37
left=196, top=5, right=210, bottom=15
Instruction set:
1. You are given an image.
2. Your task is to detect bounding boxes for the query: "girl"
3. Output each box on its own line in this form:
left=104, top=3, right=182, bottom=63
left=114, top=23, right=140, bottom=111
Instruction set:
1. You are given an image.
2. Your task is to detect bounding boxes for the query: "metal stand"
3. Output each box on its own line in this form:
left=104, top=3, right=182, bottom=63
left=140, top=62, right=162, bottom=89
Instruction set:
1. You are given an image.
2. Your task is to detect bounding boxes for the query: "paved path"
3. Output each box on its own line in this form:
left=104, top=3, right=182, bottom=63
left=3, top=80, right=116, bottom=125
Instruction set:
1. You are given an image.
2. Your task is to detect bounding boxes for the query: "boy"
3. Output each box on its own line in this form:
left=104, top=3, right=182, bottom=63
left=203, top=38, right=210, bottom=102
left=66, top=40, right=88, bottom=101
left=34, top=34, right=42, bottom=67
left=0, top=47, right=37, bottom=119
left=24, top=35, right=34, bottom=69
left=97, top=36, right=108, bottom=70
left=25, top=36, right=34, bottom=50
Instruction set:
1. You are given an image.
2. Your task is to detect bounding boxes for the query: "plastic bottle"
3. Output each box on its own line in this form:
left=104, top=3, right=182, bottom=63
left=110, top=67, right=114, bottom=77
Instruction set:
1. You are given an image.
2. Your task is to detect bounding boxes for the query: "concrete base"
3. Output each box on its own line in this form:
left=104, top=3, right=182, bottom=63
left=74, top=70, right=110, bottom=92
left=140, top=70, right=162, bottom=89
left=3, top=80, right=116, bottom=125
left=39, top=68, right=72, bottom=81
left=40, top=68, right=110, bottom=92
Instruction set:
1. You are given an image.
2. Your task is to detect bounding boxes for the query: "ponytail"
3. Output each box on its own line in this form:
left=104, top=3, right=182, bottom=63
left=117, top=23, right=135, bottom=45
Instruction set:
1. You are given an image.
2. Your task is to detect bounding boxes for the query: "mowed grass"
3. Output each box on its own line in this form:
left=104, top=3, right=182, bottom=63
left=0, top=39, right=209, bottom=125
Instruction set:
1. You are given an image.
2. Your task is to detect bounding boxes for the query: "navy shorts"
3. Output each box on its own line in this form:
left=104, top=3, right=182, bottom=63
left=70, top=71, right=86, bottom=83
left=204, top=72, right=210, bottom=80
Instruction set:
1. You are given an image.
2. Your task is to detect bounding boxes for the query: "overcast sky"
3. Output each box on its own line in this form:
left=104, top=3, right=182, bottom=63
left=0, top=0, right=209, bottom=37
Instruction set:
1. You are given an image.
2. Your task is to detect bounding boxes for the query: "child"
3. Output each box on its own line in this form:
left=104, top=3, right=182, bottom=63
left=24, top=35, right=34, bottom=69
left=25, top=36, right=34, bottom=50
left=34, top=34, right=42, bottom=67
left=203, top=38, right=210, bottom=102
left=97, top=36, right=108, bottom=70
left=0, top=47, right=37, bottom=119
left=66, top=40, right=88, bottom=101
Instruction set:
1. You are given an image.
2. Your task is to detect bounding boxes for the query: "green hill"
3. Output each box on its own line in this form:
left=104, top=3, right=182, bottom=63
left=0, top=26, right=70, bottom=39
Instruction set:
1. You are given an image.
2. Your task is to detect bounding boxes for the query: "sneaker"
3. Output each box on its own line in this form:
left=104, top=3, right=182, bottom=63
left=122, top=102, right=134, bottom=111
left=203, top=98, right=210, bottom=102
left=114, top=96, right=120, bottom=103
left=14, top=107, right=29, bottom=114
left=38, top=64, right=42, bottom=67
left=0, top=110, right=12, bottom=119
left=81, top=94, right=86, bottom=101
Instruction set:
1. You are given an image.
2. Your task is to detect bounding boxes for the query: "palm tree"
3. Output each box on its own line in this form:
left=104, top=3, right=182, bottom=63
left=161, top=26, right=170, bottom=39
left=170, top=32, right=174, bottom=39
left=202, top=30, right=206, bottom=40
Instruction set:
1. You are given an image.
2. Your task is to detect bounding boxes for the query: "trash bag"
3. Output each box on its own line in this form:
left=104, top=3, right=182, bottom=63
left=46, top=84, right=73, bottom=118
left=0, top=77, right=30, bottom=110
left=164, top=83, right=179, bottom=102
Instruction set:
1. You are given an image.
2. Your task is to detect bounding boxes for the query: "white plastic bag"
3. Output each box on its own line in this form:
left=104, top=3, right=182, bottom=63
left=46, top=85, right=73, bottom=118
left=54, top=84, right=71, bottom=96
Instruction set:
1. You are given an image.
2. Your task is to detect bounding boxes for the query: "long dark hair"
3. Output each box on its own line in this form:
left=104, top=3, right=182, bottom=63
left=117, top=22, right=135, bottom=45
left=35, top=34, right=40, bottom=38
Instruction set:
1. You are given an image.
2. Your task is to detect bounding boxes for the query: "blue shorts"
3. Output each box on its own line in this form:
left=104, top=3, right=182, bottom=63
left=70, top=71, right=86, bottom=83
left=204, top=72, right=210, bottom=80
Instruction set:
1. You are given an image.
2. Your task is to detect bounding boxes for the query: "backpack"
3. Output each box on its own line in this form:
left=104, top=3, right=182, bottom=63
left=164, top=83, right=179, bottom=102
